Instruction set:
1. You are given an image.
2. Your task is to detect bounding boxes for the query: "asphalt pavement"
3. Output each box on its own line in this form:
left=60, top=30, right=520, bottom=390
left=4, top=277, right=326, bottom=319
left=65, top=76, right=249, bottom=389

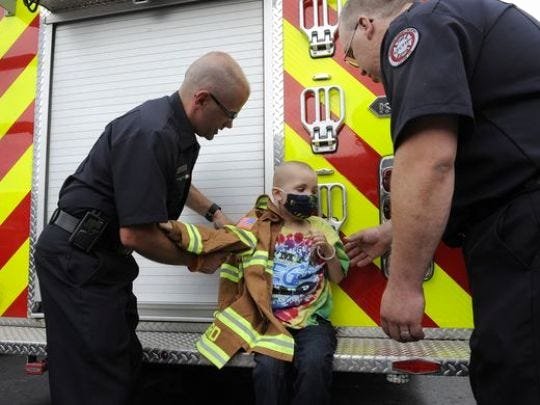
left=0, top=354, right=475, bottom=404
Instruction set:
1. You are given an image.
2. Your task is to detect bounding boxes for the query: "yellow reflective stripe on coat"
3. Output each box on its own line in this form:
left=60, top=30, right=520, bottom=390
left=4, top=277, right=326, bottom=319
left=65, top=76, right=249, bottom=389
left=222, top=308, right=294, bottom=355
left=254, top=335, right=294, bottom=356
left=265, top=260, right=274, bottom=275
left=196, top=335, right=229, bottom=369
left=184, top=223, right=203, bottom=254
left=255, top=195, right=269, bottom=209
left=223, top=225, right=257, bottom=251
left=218, top=308, right=294, bottom=355
left=217, top=309, right=254, bottom=344
left=243, top=250, right=269, bottom=268
left=220, top=263, right=242, bottom=283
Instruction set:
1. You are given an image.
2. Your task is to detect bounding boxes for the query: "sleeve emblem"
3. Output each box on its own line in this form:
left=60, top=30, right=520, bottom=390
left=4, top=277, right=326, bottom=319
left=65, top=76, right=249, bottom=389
left=388, top=27, right=420, bottom=67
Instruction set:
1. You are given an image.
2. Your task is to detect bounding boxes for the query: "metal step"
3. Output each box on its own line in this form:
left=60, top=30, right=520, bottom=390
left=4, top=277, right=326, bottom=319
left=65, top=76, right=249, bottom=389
left=0, top=320, right=470, bottom=375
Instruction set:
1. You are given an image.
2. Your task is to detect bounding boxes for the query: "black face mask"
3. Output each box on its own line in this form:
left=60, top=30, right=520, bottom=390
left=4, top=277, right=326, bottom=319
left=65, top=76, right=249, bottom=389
left=283, top=193, right=318, bottom=219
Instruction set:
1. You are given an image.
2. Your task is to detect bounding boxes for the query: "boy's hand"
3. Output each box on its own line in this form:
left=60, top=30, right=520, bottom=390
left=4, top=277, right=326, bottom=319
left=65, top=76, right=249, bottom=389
left=310, top=232, right=328, bottom=245
left=311, top=232, right=335, bottom=261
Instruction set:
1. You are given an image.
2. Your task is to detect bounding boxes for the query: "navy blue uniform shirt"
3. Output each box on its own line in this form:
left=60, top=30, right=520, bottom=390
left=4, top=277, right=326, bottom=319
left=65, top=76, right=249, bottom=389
left=58, top=91, right=200, bottom=231
left=381, top=0, right=540, bottom=244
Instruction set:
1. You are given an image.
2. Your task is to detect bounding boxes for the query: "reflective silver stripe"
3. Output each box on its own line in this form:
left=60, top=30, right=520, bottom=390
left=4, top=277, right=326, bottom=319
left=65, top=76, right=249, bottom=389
left=219, top=309, right=256, bottom=344
left=224, top=225, right=257, bottom=250
left=185, top=223, right=203, bottom=254
left=235, top=227, right=257, bottom=247
left=220, top=268, right=241, bottom=282
left=265, top=260, right=274, bottom=275
left=219, top=308, right=295, bottom=355
left=220, top=262, right=241, bottom=274
left=220, top=273, right=239, bottom=282
left=257, top=335, right=295, bottom=354
left=219, top=263, right=242, bottom=282
left=243, top=250, right=268, bottom=267
left=196, top=335, right=229, bottom=368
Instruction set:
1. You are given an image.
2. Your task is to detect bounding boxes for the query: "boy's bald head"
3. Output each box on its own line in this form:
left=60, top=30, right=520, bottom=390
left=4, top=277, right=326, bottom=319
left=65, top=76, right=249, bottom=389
left=273, top=161, right=316, bottom=188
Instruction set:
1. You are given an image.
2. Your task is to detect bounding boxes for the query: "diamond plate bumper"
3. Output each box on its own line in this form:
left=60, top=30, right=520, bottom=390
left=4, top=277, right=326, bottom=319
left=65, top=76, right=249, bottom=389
left=0, top=320, right=470, bottom=375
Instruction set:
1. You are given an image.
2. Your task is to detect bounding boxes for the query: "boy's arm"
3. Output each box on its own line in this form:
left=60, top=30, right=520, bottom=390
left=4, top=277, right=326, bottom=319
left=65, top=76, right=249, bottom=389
left=325, top=255, right=345, bottom=284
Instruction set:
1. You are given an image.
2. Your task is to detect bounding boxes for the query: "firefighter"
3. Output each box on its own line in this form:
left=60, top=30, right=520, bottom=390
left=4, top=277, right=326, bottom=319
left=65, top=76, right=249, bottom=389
left=338, top=0, right=540, bottom=404
left=34, top=51, right=250, bottom=405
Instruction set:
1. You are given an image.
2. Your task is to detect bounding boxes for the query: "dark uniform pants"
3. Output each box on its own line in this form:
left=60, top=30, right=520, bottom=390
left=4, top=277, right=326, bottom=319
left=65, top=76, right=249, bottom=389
left=463, top=189, right=540, bottom=405
left=35, top=225, right=141, bottom=405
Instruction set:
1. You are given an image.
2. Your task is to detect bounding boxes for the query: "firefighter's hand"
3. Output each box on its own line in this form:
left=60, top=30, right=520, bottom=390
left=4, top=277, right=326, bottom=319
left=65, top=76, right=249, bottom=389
left=158, top=221, right=182, bottom=243
left=380, top=281, right=425, bottom=343
left=344, top=222, right=392, bottom=267
left=212, top=210, right=234, bottom=229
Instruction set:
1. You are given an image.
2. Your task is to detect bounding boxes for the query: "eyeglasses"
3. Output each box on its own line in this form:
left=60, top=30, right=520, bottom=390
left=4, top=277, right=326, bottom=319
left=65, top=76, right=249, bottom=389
left=209, top=93, right=238, bottom=120
left=343, top=20, right=360, bottom=68
left=344, top=18, right=374, bottom=68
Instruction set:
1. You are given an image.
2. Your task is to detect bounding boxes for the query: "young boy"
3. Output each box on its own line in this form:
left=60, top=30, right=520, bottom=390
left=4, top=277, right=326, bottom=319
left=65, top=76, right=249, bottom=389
left=160, top=161, right=349, bottom=405
left=252, top=161, right=348, bottom=405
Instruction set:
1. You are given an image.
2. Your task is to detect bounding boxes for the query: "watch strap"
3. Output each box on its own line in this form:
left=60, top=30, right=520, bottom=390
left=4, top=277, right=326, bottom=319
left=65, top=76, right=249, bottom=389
left=204, top=203, right=221, bottom=222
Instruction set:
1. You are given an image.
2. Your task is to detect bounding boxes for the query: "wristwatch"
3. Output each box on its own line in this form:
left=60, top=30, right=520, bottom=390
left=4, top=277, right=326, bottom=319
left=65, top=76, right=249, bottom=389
left=204, top=203, right=221, bottom=222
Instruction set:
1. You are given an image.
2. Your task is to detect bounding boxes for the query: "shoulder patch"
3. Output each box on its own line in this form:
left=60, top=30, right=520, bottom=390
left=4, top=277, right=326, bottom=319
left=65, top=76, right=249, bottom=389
left=388, top=27, right=419, bottom=67
left=236, top=216, right=257, bottom=230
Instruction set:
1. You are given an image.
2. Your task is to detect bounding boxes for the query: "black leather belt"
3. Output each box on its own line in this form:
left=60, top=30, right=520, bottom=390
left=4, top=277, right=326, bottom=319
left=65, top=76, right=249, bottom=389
left=50, top=209, right=132, bottom=256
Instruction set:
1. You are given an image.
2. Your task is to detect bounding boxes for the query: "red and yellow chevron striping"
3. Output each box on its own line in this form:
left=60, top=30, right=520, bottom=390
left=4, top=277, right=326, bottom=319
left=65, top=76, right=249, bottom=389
left=284, top=0, right=472, bottom=328
left=0, top=1, right=39, bottom=317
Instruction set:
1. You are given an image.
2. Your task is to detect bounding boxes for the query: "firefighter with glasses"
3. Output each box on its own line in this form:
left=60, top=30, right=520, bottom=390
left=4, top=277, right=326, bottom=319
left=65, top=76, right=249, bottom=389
left=34, top=51, right=250, bottom=405
left=338, top=1, right=540, bottom=404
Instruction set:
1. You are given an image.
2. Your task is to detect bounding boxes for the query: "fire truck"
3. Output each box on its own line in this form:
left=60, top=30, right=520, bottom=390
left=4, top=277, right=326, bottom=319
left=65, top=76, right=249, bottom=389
left=0, top=0, right=473, bottom=380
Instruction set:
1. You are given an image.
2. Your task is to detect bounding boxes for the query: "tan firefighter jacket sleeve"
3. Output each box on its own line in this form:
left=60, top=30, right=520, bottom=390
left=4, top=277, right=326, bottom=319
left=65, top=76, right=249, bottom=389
left=163, top=195, right=294, bottom=368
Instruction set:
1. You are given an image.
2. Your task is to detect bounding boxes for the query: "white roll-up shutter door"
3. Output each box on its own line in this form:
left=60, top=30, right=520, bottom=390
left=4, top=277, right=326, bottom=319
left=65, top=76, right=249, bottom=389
left=46, top=0, right=264, bottom=319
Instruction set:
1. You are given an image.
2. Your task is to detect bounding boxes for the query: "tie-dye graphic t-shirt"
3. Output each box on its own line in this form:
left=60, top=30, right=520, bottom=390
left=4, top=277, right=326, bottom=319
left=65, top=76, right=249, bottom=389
left=272, top=216, right=349, bottom=329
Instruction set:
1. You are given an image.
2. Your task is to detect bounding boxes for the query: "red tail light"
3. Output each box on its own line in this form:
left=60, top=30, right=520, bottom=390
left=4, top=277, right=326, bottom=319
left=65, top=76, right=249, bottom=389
left=392, top=359, right=441, bottom=375
left=381, top=196, right=391, bottom=220
left=382, top=168, right=392, bottom=193
left=25, top=358, right=48, bottom=375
